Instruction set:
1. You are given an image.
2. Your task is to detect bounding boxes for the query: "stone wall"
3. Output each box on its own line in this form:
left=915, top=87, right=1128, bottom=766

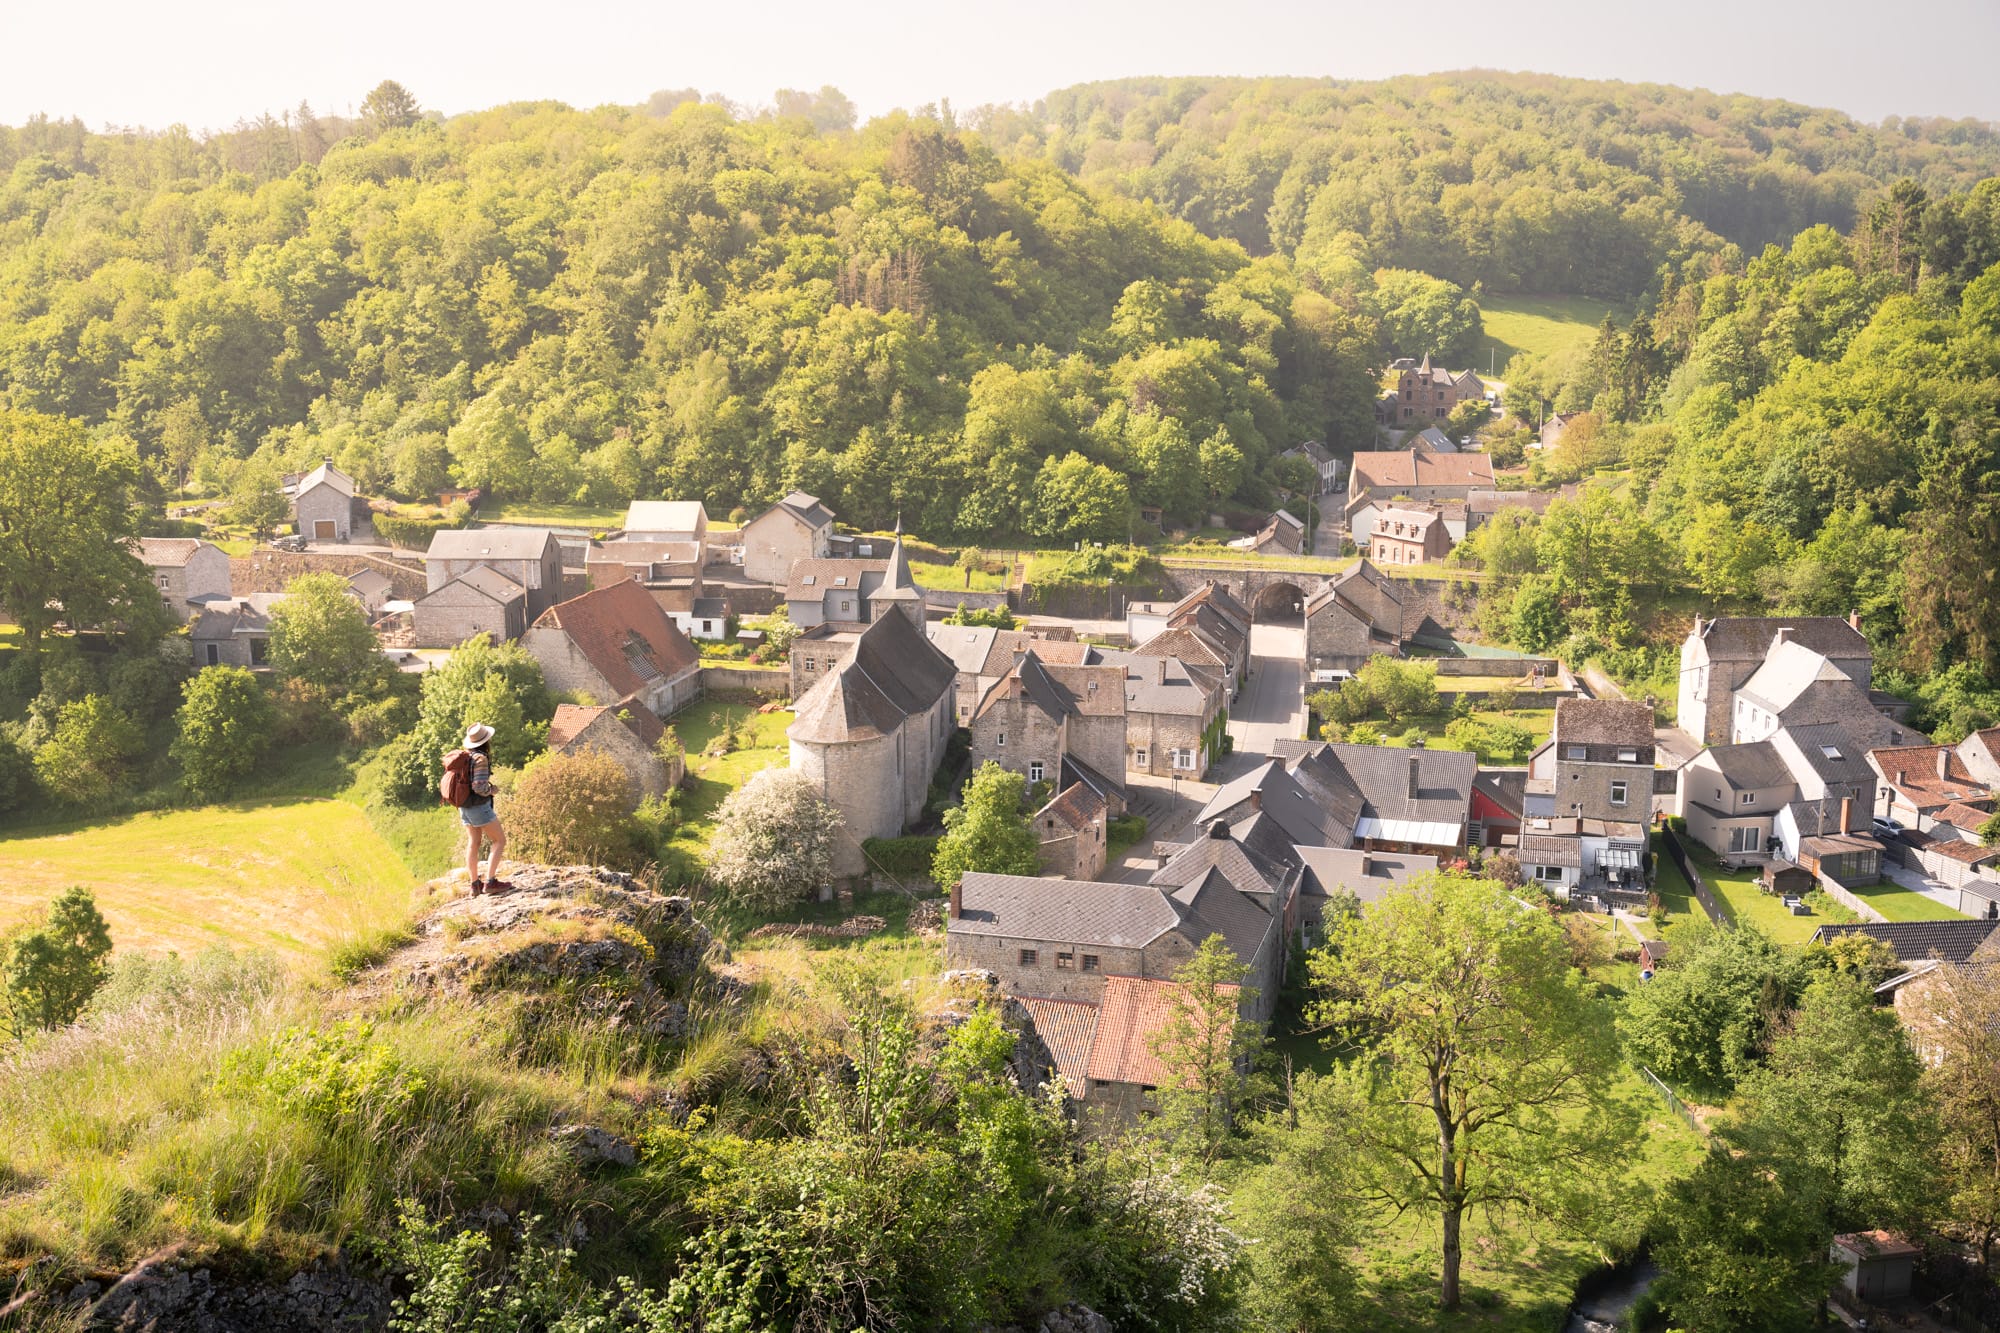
left=700, top=664, right=791, bottom=697
left=232, top=549, right=427, bottom=599
left=944, top=931, right=1145, bottom=1003
left=922, top=587, right=1014, bottom=613
left=969, top=685, right=1067, bottom=787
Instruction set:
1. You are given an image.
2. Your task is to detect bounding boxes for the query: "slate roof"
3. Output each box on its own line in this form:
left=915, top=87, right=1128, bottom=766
left=1778, top=724, right=1878, bottom=785
left=623, top=500, right=706, bottom=533
left=1018, top=997, right=1098, bottom=1090
left=1197, top=760, right=1335, bottom=847
left=1702, top=741, right=1793, bottom=791
left=548, top=702, right=665, bottom=751
left=588, top=539, right=703, bottom=570
left=422, top=565, right=525, bottom=606
left=1174, top=582, right=1252, bottom=633
left=347, top=569, right=392, bottom=593
left=1870, top=745, right=1988, bottom=808
left=133, top=537, right=207, bottom=568
left=1061, top=752, right=1128, bottom=810
left=1163, top=869, right=1275, bottom=966
left=759, top=490, right=835, bottom=531
left=951, top=873, right=1181, bottom=949
left=1296, top=847, right=1438, bottom=905
left=1348, top=450, right=1495, bottom=494
left=1739, top=640, right=1858, bottom=714
left=1554, top=698, right=1656, bottom=749
left=1096, top=649, right=1214, bottom=717
left=1474, top=769, right=1528, bottom=817
left=1411, top=426, right=1458, bottom=454
left=1304, top=559, right=1407, bottom=638
left=1691, top=616, right=1870, bottom=663
left=785, top=558, right=887, bottom=601
left=1039, top=781, right=1107, bottom=832
left=1088, top=976, right=1231, bottom=1088
left=530, top=580, right=698, bottom=699
left=788, top=610, right=957, bottom=745
left=926, top=623, right=1002, bottom=675
left=427, top=527, right=558, bottom=562
left=1151, top=825, right=1289, bottom=900
left=1809, top=920, right=2000, bottom=964
left=975, top=651, right=1126, bottom=723
left=296, top=460, right=354, bottom=498
left=1323, top=742, right=1477, bottom=825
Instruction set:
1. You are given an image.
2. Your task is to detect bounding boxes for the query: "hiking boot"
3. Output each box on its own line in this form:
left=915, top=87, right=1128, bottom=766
left=469, top=878, right=485, bottom=896
left=483, top=879, right=513, bottom=894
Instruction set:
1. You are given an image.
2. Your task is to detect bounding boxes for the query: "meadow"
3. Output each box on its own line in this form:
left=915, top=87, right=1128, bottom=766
left=1479, top=293, right=1623, bottom=371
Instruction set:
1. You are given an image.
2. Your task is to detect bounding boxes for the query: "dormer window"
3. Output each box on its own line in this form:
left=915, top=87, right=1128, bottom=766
left=834, top=576, right=848, bottom=586
left=1820, top=745, right=1842, bottom=760
left=1566, top=746, right=1586, bottom=761
left=1617, top=749, right=1638, bottom=763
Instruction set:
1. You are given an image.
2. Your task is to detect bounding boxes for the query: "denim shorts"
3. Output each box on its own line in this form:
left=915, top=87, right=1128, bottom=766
left=459, top=800, right=498, bottom=827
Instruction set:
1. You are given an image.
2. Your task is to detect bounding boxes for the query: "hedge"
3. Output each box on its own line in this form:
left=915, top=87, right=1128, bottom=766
left=374, top=512, right=457, bottom=550
left=862, top=834, right=942, bottom=877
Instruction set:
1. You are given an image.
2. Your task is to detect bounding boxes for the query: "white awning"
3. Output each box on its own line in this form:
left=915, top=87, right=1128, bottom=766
left=1355, top=816, right=1463, bottom=847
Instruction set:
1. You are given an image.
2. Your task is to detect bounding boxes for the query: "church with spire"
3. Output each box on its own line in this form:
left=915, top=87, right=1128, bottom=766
left=780, top=518, right=925, bottom=631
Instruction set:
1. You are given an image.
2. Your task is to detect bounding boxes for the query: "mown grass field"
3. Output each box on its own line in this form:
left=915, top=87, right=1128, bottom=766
left=1480, top=293, right=1622, bottom=369
left=0, top=799, right=419, bottom=960
left=911, top=559, right=1009, bottom=592
left=475, top=502, right=625, bottom=529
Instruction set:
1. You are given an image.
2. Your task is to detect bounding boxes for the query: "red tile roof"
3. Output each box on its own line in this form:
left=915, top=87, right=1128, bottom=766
left=1872, top=745, right=1988, bottom=809
left=1349, top=450, right=1496, bottom=494
left=1019, top=997, right=1098, bottom=1091
left=1085, top=975, right=1237, bottom=1088
left=548, top=701, right=665, bottom=751
left=531, top=581, right=698, bottom=699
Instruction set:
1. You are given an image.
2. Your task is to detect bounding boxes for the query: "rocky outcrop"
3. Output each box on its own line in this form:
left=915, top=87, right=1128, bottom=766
left=927, top=969, right=1059, bottom=1099
left=366, top=863, right=725, bottom=1044
left=83, top=1248, right=389, bottom=1332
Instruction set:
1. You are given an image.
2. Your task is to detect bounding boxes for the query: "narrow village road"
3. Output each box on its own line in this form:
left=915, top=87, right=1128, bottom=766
left=1226, top=623, right=1307, bottom=765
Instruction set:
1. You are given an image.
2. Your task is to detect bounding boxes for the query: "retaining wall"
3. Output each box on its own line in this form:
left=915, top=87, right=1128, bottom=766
left=231, top=549, right=427, bottom=599
left=921, top=588, right=1014, bottom=613
left=698, top=665, right=792, bottom=697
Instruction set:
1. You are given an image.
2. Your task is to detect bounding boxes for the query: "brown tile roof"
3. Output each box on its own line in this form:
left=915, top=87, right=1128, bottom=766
left=1040, top=780, right=1107, bottom=832
left=1935, top=801, right=1996, bottom=830
left=1018, top=997, right=1098, bottom=1091
left=1348, top=450, right=1495, bottom=494
left=548, top=702, right=665, bottom=752
left=531, top=581, right=698, bottom=699
left=1086, top=975, right=1235, bottom=1088
left=1871, top=746, right=1988, bottom=809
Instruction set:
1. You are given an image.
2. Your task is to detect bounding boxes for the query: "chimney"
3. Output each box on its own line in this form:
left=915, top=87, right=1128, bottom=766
left=1408, top=754, right=1421, bottom=798
left=1208, top=819, right=1232, bottom=840
left=1776, top=627, right=1794, bottom=645
left=1840, top=795, right=1853, bottom=832
left=948, top=882, right=962, bottom=920
left=1938, top=749, right=1951, bottom=780
left=1848, top=610, right=1862, bottom=632
left=1359, top=853, right=1373, bottom=877
left=1249, top=788, right=1263, bottom=812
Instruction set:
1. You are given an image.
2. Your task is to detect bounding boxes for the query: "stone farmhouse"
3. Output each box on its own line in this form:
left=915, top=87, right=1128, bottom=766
left=1097, top=648, right=1225, bottom=779
left=413, top=565, right=528, bottom=647
left=742, top=490, right=836, bottom=584
left=548, top=702, right=675, bottom=804
left=1726, top=637, right=1913, bottom=750
left=922, top=625, right=1093, bottom=725
left=1126, top=584, right=1251, bottom=683
left=425, top=528, right=565, bottom=621
left=132, top=537, right=230, bottom=621
left=1376, top=355, right=1484, bottom=426
left=968, top=650, right=1128, bottom=812
left=788, top=609, right=958, bottom=877
left=1035, top=782, right=1110, bottom=880
left=521, top=580, right=701, bottom=720
left=190, top=593, right=285, bottom=668
left=290, top=459, right=359, bottom=542
left=1304, top=560, right=1413, bottom=675
left=1676, top=615, right=1874, bottom=748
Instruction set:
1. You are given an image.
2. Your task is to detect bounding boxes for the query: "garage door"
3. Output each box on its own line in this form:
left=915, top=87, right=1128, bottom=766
left=314, top=520, right=336, bottom=539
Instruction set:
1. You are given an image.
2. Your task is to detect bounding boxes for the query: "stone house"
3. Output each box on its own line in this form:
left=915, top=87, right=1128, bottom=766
left=1304, top=560, right=1411, bottom=674
left=1344, top=450, right=1494, bottom=531
left=788, top=609, right=959, bottom=877
left=922, top=624, right=1091, bottom=724
left=968, top=650, right=1128, bottom=808
left=548, top=702, right=675, bottom=803
left=1207, top=743, right=1477, bottom=860
left=346, top=569, right=393, bottom=617
left=132, top=537, right=230, bottom=621
left=1530, top=698, right=1656, bottom=823
left=291, top=459, right=358, bottom=542
left=1294, top=847, right=1439, bottom=933
left=621, top=501, right=708, bottom=549
left=521, top=580, right=701, bottom=719
left=413, top=566, right=529, bottom=647
left=783, top=525, right=923, bottom=630
left=1377, top=356, right=1484, bottom=426
left=189, top=594, right=284, bottom=668
left=1228, top=509, right=1306, bottom=556
left=1366, top=504, right=1451, bottom=567
left=1280, top=440, right=1341, bottom=495
left=1956, top=726, right=2000, bottom=790
left=1097, top=648, right=1224, bottom=778
left=585, top=539, right=730, bottom=639
left=1868, top=745, right=1994, bottom=834
left=1410, top=424, right=1458, bottom=454
left=1036, top=782, right=1109, bottom=880
left=426, top=528, right=565, bottom=620
left=1727, top=638, right=1914, bottom=750
left=1465, top=488, right=1558, bottom=532
left=742, top=490, right=836, bottom=584
left=1676, top=615, right=1874, bottom=749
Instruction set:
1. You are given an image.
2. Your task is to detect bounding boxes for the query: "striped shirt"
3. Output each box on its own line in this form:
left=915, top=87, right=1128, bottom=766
left=469, top=751, right=495, bottom=800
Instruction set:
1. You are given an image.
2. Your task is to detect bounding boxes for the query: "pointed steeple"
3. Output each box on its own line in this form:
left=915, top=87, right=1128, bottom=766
left=873, top=514, right=924, bottom=626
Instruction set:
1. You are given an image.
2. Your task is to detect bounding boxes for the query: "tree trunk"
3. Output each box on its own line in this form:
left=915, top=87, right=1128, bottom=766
left=1441, top=1197, right=1463, bottom=1310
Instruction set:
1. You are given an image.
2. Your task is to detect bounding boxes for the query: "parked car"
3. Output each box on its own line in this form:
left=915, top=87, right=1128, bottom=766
left=1311, top=669, right=1354, bottom=684
left=1872, top=816, right=1905, bottom=838
left=271, top=534, right=308, bottom=552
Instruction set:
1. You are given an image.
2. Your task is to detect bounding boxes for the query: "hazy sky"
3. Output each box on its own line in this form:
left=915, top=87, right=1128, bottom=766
left=5, top=0, right=1993, bottom=132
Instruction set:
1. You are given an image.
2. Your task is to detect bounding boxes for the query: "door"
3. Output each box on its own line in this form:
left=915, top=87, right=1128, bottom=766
left=205, top=644, right=219, bottom=666
left=314, top=520, right=336, bottom=540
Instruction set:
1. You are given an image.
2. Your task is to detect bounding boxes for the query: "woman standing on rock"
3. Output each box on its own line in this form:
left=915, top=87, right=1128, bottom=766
left=458, top=722, right=510, bottom=895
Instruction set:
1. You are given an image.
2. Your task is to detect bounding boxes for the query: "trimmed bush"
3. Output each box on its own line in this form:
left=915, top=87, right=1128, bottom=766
left=863, top=834, right=943, bottom=876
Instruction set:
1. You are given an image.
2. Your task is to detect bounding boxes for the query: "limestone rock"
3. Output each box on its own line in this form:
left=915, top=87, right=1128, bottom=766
left=926, top=969, right=1057, bottom=1099
left=1037, top=1304, right=1113, bottom=1333
left=87, top=1248, right=388, bottom=1332
left=549, top=1123, right=637, bottom=1168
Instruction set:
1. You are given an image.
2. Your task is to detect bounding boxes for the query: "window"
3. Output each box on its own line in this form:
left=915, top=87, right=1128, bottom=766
left=1056, top=951, right=1074, bottom=969
left=1134, top=748, right=1148, bottom=767
left=804, top=658, right=815, bottom=672
left=1535, top=864, right=1565, bottom=882
left=802, top=575, right=816, bottom=586
left=834, top=576, right=848, bottom=587
left=997, top=732, right=1006, bottom=747
left=1617, top=748, right=1639, bottom=763
left=1740, top=792, right=1756, bottom=807
left=1173, top=749, right=1197, bottom=771
left=249, top=638, right=268, bottom=665
left=204, top=644, right=220, bottom=666
left=1081, top=954, right=1100, bottom=972
left=1029, top=762, right=1044, bottom=783
left=1610, top=780, right=1629, bottom=807
left=1566, top=745, right=1586, bottom=761
left=1018, top=948, right=1038, bottom=966
left=1820, top=744, right=1843, bottom=760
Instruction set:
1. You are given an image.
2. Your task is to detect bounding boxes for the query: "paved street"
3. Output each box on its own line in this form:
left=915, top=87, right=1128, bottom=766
left=1226, top=622, right=1307, bottom=767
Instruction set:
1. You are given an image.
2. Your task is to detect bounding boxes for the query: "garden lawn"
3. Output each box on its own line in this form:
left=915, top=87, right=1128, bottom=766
left=475, top=502, right=624, bottom=529
left=1359, top=707, right=1556, bottom=755
left=1686, top=845, right=1819, bottom=944
left=911, top=560, right=1008, bottom=592
left=1650, top=845, right=1697, bottom=924
left=1845, top=879, right=1969, bottom=923
left=1479, top=294, right=1622, bottom=369
left=0, top=799, right=419, bottom=960
left=663, top=701, right=795, bottom=853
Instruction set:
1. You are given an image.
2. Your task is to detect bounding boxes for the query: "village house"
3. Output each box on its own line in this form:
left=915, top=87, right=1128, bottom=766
left=783, top=523, right=924, bottom=630
left=189, top=593, right=284, bottom=668
left=1343, top=451, right=1496, bottom=528
left=741, top=490, right=836, bottom=584
left=1868, top=744, right=1994, bottom=835
left=968, top=650, right=1128, bottom=812
left=425, top=528, right=565, bottom=621
left=1676, top=615, right=1875, bottom=749
left=1280, top=440, right=1341, bottom=495
left=1125, top=584, right=1251, bottom=682
left=921, top=624, right=1092, bottom=724
left=1728, top=638, right=1914, bottom=750
left=1678, top=740, right=1796, bottom=861
left=132, top=537, right=230, bottom=621
left=1366, top=504, right=1452, bottom=567
left=1207, top=743, right=1478, bottom=861
left=620, top=500, right=708, bottom=549
left=345, top=568, right=393, bottom=618
left=1304, top=560, right=1413, bottom=675
left=1228, top=509, right=1306, bottom=556
left=547, top=702, right=676, bottom=804
left=1464, top=488, right=1559, bottom=532
left=1409, top=424, right=1458, bottom=454
left=521, top=580, right=701, bottom=719
left=1293, top=847, right=1439, bottom=933
left=1035, top=782, right=1110, bottom=880
left=1376, top=355, right=1484, bottom=426
left=788, top=610, right=958, bottom=877
left=1096, top=648, right=1225, bottom=779
left=1537, top=411, right=1586, bottom=451
left=584, top=539, right=729, bottom=639
left=412, top=565, right=529, bottom=647
left=290, top=459, right=359, bottom=543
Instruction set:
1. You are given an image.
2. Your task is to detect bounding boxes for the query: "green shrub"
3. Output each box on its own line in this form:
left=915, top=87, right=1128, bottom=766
left=863, top=834, right=943, bottom=876
left=222, top=1018, right=426, bottom=1128
left=374, top=510, right=459, bottom=550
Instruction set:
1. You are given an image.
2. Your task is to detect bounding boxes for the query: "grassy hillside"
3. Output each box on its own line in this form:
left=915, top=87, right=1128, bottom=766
left=1478, top=294, right=1622, bottom=372
left=0, top=799, right=419, bottom=959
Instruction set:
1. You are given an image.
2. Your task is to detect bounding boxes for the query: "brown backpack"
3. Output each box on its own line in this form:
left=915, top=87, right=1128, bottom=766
left=439, top=749, right=475, bottom=807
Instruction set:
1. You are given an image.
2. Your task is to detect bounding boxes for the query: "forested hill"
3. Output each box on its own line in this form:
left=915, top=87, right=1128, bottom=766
left=972, top=73, right=2000, bottom=296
